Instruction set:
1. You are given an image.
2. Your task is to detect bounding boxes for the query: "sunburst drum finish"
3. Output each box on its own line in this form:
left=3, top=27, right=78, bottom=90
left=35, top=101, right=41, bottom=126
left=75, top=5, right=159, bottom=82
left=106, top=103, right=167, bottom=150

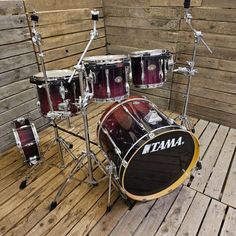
left=97, top=97, right=199, bottom=201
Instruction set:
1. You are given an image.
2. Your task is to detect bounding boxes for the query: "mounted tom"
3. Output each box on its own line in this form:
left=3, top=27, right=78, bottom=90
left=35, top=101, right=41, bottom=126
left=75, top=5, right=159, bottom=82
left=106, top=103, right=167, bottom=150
left=83, top=55, right=130, bottom=102
left=130, top=49, right=173, bottom=89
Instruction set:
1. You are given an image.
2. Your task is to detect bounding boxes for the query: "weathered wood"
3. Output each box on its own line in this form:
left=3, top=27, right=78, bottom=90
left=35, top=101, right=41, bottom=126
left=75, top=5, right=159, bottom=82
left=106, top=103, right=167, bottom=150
left=107, top=35, right=177, bottom=53
left=110, top=201, right=154, bottom=236
left=0, top=27, right=30, bottom=45
left=106, top=26, right=178, bottom=43
left=176, top=192, right=210, bottom=236
left=191, top=125, right=229, bottom=192
left=104, top=7, right=182, bottom=20
left=106, top=17, right=180, bottom=31
left=24, top=0, right=103, bottom=12
left=0, top=52, right=36, bottom=74
left=155, top=186, right=196, bottom=236
left=204, top=129, right=236, bottom=199
left=150, top=0, right=202, bottom=7
left=180, top=19, right=236, bottom=35
left=220, top=207, right=236, bottom=236
left=0, top=14, right=27, bottom=30
left=134, top=187, right=181, bottom=236
left=103, top=0, right=149, bottom=7
left=0, top=40, right=33, bottom=59
left=221, top=151, right=236, bottom=208
left=88, top=197, right=129, bottom=236
left=193, top=119, right=209, bottom=138
left=0, top=0, right=24, bottom=15
left=202, top=0, right=236, bottom=8
left=198, top=200, right=227, bottom=236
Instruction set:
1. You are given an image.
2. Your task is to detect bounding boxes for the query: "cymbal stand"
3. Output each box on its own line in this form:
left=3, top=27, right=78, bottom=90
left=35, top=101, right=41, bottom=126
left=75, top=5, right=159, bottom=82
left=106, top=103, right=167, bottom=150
left=174, top=3, right=212, bottom=132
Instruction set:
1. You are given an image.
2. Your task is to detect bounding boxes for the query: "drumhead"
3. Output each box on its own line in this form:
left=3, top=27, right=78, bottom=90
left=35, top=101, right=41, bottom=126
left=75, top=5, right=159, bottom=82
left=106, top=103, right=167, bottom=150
left=30, top=70, right=77, bottom=84
left=130, top=49, right=168, bottom=58
left=83, top=55, right=128, bottom=65
left=120, top=128, right=199, bottom=201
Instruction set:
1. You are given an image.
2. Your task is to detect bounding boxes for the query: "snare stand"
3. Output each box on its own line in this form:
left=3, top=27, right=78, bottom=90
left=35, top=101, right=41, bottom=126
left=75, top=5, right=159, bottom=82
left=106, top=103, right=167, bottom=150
left=174, top=6, right=212, bottom=132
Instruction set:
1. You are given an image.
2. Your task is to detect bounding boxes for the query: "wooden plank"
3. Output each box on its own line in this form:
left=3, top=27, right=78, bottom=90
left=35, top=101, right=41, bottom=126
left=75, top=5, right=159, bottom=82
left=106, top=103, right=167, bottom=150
left=0, top=87, right=36, bottom=114
left=67, top=191, right=119, bottom=236
left=105, top=17, right=180, bottom=31
left=41, top=37, right=106, bottom=63
left=0, top=64, right=38, bottom=88
left=198, top=200, right=227, bottom=236
left=0, top=27, right=30, bottom=45
left=176, top=192, right=211, bottom=236
left=88, top=197, right=129, bottom=236
left=45, top=47, right=107, bottom=70
left=110, top=201, right=154, bottom=236
left=107, top=44, right=144, bottom=55
left=0, top=41, right=33, bottom=59
left=177, top=43, right=236, bottom=61
left=104, top=7, right=182, bottom=20
left=194, top=119, right=209, bottom=138
left=0, top=0, right=24, bottom=15
left=41, top=28, right=105, bottom=51
left=220, top=207, right=236, bottom=236
left=176, top=54, right=236, bottom=73
left=202, top=0, right=236, bottom=8
left=191, top=125, right=229, bottom=192
left=204, top=129, right=236, bottom=200
left=221, top=151, right=236, bottom=208
left=0, top=98, right=37, bottom=126
left=37, top=20, right=105, bottom=38
left=0, top=79, right=34, bottom=100
left=180, top=19, right=236, bottom=35
left=191, top=7, right=236, bottom=22
left=150, top=0, right=202, bottom=7
left=107, top=35, right=177, bottom=53
left=134, top=187, right=181, bottom=236
left=0, top=14, right=27, bottom=30
left=155, top=186, right=196, bottom=236
left=103, top=0, right=149, bottom=7
left=179, top=31, right=236, bottom=49
left=106, top=26, right=178, bottom=43
left=24, top=0, right=103, bottom=12
left=0, top=52, right=36, bottom=74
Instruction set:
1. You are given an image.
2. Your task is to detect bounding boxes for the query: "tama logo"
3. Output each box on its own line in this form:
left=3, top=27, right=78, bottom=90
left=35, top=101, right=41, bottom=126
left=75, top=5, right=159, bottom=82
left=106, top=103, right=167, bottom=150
left=142, top=137, right=184, bottom=155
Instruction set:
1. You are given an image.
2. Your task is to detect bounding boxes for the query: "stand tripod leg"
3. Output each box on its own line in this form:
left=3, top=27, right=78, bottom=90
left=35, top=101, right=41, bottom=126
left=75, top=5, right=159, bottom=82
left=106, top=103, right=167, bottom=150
left=107, top=173, right=112, bottom=212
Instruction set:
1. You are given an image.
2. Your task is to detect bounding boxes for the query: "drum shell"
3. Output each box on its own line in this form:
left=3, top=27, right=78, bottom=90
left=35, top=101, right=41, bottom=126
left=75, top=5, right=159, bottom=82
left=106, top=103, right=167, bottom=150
left=97, top=97, right=199, bottom=201
left=84, top=56, right=130, bottom=102
left=35, top=79, right=80, bottom=116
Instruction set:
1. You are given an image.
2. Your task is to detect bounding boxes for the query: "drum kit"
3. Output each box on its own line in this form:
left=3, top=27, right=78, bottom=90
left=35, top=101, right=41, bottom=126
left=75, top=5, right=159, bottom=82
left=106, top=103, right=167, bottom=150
left=12, top=0, right=213, bottom=211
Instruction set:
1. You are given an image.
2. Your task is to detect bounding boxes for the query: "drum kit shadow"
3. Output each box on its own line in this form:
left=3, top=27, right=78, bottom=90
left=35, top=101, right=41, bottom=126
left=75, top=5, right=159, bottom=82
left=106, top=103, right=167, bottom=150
left=13, top=0, right=212, bottom=211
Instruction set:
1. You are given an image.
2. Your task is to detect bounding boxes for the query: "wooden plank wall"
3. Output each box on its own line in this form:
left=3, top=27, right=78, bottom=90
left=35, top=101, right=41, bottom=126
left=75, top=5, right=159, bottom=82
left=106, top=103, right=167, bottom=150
left=103, top=0, right=236, bottom=128
left=0, top=0, right=48, bottom=153
left=0, top=0, right=107, bottom=153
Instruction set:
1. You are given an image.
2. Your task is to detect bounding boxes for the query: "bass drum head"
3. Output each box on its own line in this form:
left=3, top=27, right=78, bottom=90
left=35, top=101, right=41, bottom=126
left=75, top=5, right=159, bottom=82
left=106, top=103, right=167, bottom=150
left=121, top=128, right=199, bottom=201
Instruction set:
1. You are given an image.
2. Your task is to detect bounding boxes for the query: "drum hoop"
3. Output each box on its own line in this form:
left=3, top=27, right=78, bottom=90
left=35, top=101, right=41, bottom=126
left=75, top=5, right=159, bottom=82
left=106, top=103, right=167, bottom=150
left=130, top=49, right=168, bottom=58
left=120, top=130, right=200, bottom=201
left=133, top=82, right=165, bottom=89
left=83, top=55, right=129, bottom=65
left=97, top=97, right=150, bottom=141
left=93, top=94, right=129, bottom=103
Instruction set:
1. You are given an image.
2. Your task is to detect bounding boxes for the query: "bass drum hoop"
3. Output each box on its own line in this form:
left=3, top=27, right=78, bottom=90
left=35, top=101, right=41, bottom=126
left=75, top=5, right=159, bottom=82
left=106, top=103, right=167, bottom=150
left=120, top=129, right=199, bottom=201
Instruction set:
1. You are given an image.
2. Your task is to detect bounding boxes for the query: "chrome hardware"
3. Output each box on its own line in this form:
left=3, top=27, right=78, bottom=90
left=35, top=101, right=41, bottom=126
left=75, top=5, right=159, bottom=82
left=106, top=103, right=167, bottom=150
left=105, top=69, right=111, bottom=98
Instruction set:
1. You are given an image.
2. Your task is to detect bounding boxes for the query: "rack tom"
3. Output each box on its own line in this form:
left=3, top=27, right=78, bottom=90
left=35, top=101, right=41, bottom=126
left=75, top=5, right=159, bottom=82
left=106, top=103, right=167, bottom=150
left=130, top=49, right=172, bottom=89
left=30, top=70, right=81, bottom=117
left=83, top=55, right=130, bottom=102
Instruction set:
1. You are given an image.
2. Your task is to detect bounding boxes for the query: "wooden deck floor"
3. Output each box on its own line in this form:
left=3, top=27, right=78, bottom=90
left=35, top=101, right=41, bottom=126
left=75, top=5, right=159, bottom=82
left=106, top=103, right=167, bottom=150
left=0, top=102, right=236, bottom=236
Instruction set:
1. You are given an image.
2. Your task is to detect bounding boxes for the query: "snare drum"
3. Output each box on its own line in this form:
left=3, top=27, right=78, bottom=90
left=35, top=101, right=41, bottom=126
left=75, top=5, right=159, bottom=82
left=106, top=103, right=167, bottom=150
left=30, top=70, right=81, bottom=117
left=97, top=96, right=199, bottom=201
left=12, top=117, right=41, bottom=165
left=130, top=49, right=172, bottom=89
left=83, top=55, right=130, bottom=102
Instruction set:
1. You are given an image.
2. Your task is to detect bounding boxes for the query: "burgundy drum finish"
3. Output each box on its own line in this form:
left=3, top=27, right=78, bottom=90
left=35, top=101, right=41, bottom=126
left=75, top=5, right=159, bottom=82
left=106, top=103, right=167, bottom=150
left=130, top=49, right=171, bottom=89
left=97, top=96, right=199, bottom=201
left=13, top=118, right=40, bottom=165
left=83, top=55, right=130, bottom=102
left=30, top=70, right=81, bottom=117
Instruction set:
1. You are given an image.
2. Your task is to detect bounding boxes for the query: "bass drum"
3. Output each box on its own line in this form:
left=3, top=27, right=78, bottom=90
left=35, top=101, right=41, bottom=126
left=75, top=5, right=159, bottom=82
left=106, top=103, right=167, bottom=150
left=97, top=96, right=199, bottom=201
